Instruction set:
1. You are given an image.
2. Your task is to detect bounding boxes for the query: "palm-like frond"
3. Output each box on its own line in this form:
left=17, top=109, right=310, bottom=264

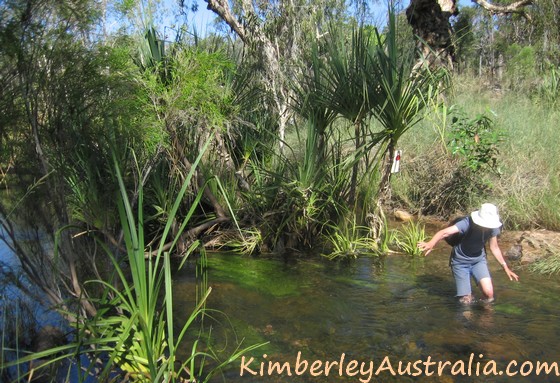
left=320, top=26, right=375, bottom=124
left=291, top=43, right=339, bottom=135
left=368, top=8, right=441, bottom=143
left=365, top=5, right=448, bottom=203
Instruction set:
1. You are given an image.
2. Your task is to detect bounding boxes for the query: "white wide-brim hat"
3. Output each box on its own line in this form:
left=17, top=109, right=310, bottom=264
left=471, top=203, right=502, bottom=229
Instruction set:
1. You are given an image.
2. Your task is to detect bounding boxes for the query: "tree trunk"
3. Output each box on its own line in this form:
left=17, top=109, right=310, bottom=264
left=348, top=121, right=361, bottom=205
left=405, top=0, right=534, bottom=70
left=377, top=140, right=395, bottom=207
left=204, top=0, right=293, bottom=154
left=406, top=0, right=458, bottom=69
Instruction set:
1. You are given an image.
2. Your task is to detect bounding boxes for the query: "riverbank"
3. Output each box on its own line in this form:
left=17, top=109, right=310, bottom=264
left=496, top=229, right=559, bottom=263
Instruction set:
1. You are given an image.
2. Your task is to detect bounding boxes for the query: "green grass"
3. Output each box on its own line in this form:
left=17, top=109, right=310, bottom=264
left=393, top=75, right=560, bottom=230
left=529, top=254, right=560, bottom=275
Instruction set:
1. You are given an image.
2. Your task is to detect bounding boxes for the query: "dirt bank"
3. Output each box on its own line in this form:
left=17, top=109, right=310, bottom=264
left=500, top=229, right=560, bottom=266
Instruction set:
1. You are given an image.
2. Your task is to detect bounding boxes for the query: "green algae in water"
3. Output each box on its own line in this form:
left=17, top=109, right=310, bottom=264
left=206, top=254, right=302, bottom=298
left=331, top=275, right=379, bottom=290
left=173, top=250, right=560, bottom=383
left=494, top=303, right=523, bottom=315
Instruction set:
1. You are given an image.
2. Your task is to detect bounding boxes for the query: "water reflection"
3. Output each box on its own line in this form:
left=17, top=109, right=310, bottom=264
left=173, top=250, right=560, bottom=383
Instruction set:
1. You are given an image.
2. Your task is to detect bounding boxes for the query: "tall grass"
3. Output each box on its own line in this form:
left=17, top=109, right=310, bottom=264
left=394, top=75, right=560, bottom=230
left=77, top=149, right=208, bottom=382
left=0, top=296, right=38, bottom=381
left=529, top=254, right=560, bottom=275
left=489, top=94, right=560, bottom=230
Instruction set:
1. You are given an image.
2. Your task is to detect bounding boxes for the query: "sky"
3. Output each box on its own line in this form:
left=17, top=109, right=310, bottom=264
left=170, top=0, right=474, bottom=39
left=182, top=0, right=389, bottom=36
left=187, top=0, right=217, bottom=34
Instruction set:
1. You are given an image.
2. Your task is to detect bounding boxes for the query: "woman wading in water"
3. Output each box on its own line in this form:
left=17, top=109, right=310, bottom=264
left=418, top=203, right=519, bottom=304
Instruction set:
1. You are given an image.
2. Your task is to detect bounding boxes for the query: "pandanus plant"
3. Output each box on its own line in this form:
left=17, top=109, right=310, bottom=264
left=366, top=7, right=448, bottom=206
left=309, top=25, right=381, bottom=206
left=292, top=3, right=447, bottom=244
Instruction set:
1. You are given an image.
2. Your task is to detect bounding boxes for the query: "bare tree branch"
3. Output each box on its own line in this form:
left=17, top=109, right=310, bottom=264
left=145, top=216, right=230, bottom=258
left=204, top=0, right=247, bottom=42
left=471, top=0, right=533, bottom=19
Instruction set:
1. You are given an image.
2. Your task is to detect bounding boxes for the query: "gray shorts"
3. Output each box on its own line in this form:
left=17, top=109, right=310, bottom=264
left=450, top=255, right=491, bottom=297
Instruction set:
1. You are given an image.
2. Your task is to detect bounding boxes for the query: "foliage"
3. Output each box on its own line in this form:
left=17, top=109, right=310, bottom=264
left=375, top=212, right=393, bottom=255
left=82, top=153, right=208, bottom=382
left=0, top=0, right=158, bottom=323
left=0, top=295, right=38, bottom=375
left=448, top=110, right=504, bottom=174
left=5, top=142, right=262, bottom=382
left=366, top=7, right=447, bottom=207
left=452, top=6, right=477, bottom=73
left=392, top=221, right=426, bottom=256
left=538, top=66, right=560, bottom=105
left=309, top=24, right=380, bottom=205
left=1, top=0, right=559, bottom=330
left=504, top=44, right=537, bottom=92
left=322, top=216, right=378, bottom=260
left=393, top=73, right=560, bottom=230
left=227, top=227, right=264, bottom=255
left=529, top=253, right=560, bottom=275
left=287, top=5, right=446, bottom=247
left=230, top=117, right=355, bottom=252
left=392, top=103, right=505, bottom=216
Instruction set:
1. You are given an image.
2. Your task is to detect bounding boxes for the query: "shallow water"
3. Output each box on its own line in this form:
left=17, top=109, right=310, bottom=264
left=172, top=248, right=560, bottom=383
left=2, top=226, right=559, bottom=383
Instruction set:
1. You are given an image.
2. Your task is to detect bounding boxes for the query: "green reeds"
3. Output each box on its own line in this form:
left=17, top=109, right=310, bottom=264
left=375, top=212, right=393, bottom=255
left=1, top=296, right=37, bottom=381
left=6, top=138, right=263, bottom=382
left=529, top=254, right=560, bottom=275
left=392, top=221, right=426, bottom=257
left=82, top=149, right=207, bottom=381
left=322, top=216, right=378, bottom=260
left=228, top=227, right=264, bottom=255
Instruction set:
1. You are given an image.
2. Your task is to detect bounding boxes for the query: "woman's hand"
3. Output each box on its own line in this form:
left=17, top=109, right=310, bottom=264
left=417, top=241, right=434, bottom=256
left=504, top=265, right=520, bottom=282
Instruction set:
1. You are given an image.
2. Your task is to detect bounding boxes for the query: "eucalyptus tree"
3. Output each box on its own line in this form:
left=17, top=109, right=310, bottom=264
left=492, top=0, right=560, bottom=69
left=405, top=0, right=534, bottom=69
left=202, top=0, right=350, bottom=154
left=452, top=3, right=550, bottom=81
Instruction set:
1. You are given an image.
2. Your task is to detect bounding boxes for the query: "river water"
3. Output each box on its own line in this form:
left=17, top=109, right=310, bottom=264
left=172, top=248, right=560, bottom=383
left=2, top=227, right=559, bottom=382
